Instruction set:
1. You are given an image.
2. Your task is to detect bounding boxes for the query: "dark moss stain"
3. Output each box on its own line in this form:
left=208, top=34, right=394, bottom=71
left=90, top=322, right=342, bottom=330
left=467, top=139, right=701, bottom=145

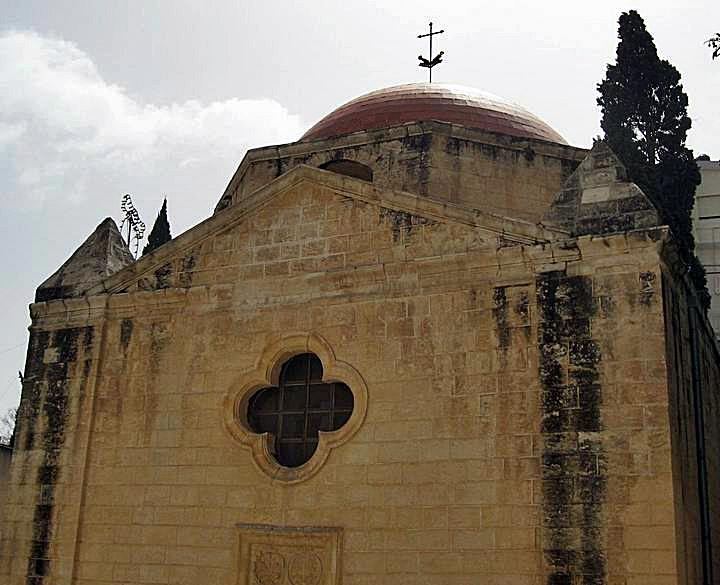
left=291, top=153, right=313, bottom=167
left=561, top=158, right=581, bottom=181
left=149, top=322, right=169, bottom=372
left=275, top=156, right=289, bottom=178
left=153, top=263, right=173, bottom=289
left=401, top=134, right=432, bottom=195
left=639, top=271, right=656, bottom=306
left=524, top=146, right=536, bottom=163
left=596, top=296, right=615, bottom=320
left=576, top=214, right=635, bottom=236
left=516, top=291, right=530, bottom=327
left=492, top=287, right=510, bottom=350
left=120, top=319, right=134, bottom=349
left=379, top=208, right=433, bottom=243
left=480, top=144, right=499, bottom=160
left=536, top=272, right=606, bottom=585
left=147, top=321, right=171, bottom=403
left=177, top=250, right=197, bottom=288
left=19, top=330, right=51, bottom=453
left=444, top=137, right=462, bottom=157
left=25, top=326, right=92, bottom=584
left=468, top=288, right=478, bottom=308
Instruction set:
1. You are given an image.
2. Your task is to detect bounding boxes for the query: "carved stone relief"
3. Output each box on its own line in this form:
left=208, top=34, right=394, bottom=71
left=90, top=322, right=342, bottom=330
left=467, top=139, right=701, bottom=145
left=237, top=523, right=342, bottom=585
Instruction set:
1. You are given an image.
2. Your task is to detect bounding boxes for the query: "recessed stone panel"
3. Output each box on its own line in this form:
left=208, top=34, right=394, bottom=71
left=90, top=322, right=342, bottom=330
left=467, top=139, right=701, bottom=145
left=236, top=523, right=342, bottom=585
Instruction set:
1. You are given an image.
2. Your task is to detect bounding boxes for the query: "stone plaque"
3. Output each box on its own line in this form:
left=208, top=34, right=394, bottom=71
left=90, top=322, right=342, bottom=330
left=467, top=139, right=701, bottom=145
left=236, top=523, right=342, bottom=585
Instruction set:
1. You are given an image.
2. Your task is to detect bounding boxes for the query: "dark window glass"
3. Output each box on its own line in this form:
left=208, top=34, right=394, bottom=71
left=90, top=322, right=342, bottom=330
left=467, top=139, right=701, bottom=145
left=333, top=411, right=351, bottom=427
left=334, top=387, right=354, bottom=410
left=246, top=353, right=354, bottom=468
left=283, top=387, right=306, bottom=411
left=282, top=414, right=306, bottom=438
left=251, top=388, right=278, bottom=411
left=308, top=384, right=333, bottom=409
left=282, top=354, right=308, bottom=383
left=308, top=413, right=332, bottom=434
left=252, top=414, right=277, bottom=434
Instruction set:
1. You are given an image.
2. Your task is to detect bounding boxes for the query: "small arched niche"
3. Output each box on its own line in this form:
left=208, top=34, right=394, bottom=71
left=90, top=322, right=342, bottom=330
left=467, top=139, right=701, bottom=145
left=319, top=159, right=373, bottom=182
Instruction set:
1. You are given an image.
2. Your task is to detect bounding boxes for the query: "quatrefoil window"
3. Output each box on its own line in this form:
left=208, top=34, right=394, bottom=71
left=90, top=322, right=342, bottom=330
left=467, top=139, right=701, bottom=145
left=247, top=353, right=354, bottom=468
left=223, top=333, right=368, bottom=482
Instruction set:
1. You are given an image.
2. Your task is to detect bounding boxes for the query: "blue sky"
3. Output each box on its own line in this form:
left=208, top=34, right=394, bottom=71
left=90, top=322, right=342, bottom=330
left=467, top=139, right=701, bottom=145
left=0, top=0, right=718, bottom=418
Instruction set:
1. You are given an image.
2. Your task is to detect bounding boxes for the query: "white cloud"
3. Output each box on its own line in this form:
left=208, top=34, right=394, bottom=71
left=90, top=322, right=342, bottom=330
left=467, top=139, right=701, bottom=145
left=0, top=30, right=304, bottom=225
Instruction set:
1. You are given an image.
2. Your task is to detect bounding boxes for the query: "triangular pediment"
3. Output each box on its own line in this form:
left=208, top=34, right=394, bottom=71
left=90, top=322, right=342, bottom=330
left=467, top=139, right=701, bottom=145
left=81, top=165, right=563, bottom=298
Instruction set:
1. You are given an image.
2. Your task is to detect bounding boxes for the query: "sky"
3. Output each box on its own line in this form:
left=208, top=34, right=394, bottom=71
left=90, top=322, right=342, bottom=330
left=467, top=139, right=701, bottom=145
left=0, top=0, right=718, bottom=417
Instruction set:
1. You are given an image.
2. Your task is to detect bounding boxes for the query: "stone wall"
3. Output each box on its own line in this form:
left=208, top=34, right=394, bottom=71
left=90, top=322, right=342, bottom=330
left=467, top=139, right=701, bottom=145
left=662, top=252, right=720, bottom=585
left=0, top=446, right=11, bottom=494
left=0, top=179, right=699, bottom=584
left=0, top=445, right=12, bottom=546
left=217, top=122, right=585, bottom=224
left=1, top=314, right=106, bottom=583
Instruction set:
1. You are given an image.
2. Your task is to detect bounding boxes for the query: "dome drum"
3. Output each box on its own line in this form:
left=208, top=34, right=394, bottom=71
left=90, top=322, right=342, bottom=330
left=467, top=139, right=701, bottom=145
left=216, top=84, right=582, bottom=222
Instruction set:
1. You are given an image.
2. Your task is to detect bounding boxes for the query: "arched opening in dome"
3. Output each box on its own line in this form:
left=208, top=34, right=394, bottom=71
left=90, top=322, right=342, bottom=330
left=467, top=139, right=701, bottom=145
left=319, top=159, right=373, bottom=182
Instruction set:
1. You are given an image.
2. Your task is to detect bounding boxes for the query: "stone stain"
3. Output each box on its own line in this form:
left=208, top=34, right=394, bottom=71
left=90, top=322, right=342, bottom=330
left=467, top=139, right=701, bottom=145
left=275, top=157, right=289, bottom=178
left=140, top=320, right=171, bottom=445
left=19, top=330, right=50, bottom=453
left=153, top=262, right=173, bottom=289
left=561, top=158, right=581, bottom=182
left=24, top=326, right=93, bottom=584
left=402, top=134, right=432, bottom=195
left=536, top=272, right=606, bottom=585
left=379, top=208, right=433, bottom=243
left=639, top=271, right=656, bottom=306
left=177, top=250, right=197, bottom=288
left=516, top=291, right=531, bottom=338
left=120, top=319, right=133, bottom=349
left=492, top=287, right=511, bottom=351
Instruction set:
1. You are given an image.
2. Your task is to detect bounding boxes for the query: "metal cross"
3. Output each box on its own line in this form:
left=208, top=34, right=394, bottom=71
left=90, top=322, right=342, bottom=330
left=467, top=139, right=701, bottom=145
left=417, top=22, right=445, bottom=82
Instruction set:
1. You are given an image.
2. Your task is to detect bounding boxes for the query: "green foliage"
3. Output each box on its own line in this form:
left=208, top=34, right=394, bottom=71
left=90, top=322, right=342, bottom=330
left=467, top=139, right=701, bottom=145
left=142, top=198, right=172, bottom=256
left=598, top=10, right=708, bottom=308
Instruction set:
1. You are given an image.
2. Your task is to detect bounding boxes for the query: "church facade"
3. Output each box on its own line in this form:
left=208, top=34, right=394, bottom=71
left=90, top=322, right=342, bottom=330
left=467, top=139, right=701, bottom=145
left=1, top=84, right=718, bottom=585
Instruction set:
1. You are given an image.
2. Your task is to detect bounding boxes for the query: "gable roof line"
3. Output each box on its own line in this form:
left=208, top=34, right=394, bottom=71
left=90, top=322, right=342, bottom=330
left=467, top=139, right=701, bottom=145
left=86, top=164, right=566, bottom=297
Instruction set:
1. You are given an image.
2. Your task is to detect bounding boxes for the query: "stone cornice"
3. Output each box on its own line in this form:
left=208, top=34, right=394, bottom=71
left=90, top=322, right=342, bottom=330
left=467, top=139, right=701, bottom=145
left=29, top=294, right=108, bottom=327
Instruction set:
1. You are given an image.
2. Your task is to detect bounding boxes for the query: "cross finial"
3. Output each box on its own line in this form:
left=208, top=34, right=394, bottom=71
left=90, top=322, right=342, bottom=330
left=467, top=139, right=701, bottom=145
left=417, top=22, right=445, bottom=82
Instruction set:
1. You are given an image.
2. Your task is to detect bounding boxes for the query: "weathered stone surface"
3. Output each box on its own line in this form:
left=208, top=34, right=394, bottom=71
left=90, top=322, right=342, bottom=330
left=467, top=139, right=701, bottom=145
left=2, top=116, right=718, bottom=585
left=35, top=218, right=134, bottom=302
left=216, top=121, right=586, bottom=224
left=545, top=140, right=662, bottom=236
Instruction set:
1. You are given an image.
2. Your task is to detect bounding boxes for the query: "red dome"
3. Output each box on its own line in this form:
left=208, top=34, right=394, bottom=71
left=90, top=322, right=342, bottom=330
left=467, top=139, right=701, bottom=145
left=301, top=83, right=567, bottom=144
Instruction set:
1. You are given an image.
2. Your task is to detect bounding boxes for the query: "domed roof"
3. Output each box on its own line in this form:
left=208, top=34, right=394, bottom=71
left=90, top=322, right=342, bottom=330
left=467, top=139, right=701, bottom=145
left=301, top=83, right=567, bottom=145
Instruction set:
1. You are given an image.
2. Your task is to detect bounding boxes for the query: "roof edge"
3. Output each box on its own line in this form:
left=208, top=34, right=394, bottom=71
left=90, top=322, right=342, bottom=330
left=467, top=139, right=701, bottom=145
left=86, top=164, right=566, bottom=297
left=215, top=120, right=587, bottom=214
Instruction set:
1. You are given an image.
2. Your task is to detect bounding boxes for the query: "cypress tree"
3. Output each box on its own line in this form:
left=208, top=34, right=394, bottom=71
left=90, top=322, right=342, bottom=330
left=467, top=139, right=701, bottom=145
left=142, top=198, right=172, bottom=256
left=597, top=10, right=707, bottom=307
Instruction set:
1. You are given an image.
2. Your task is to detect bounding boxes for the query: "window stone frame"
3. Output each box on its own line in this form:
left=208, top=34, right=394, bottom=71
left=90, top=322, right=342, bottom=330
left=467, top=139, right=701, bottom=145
left=223, top=333, right=368, bottom=483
